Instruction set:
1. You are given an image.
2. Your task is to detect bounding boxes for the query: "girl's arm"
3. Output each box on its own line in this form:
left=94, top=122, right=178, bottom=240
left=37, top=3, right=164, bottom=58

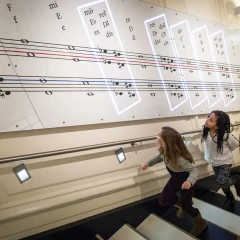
left=140, top=155, right=164, bottom=170
left=179, top=157, right=198, bottom=186
left=228, top=133, right=240, bottom=151
left=147, top=155, right=164, bottom=167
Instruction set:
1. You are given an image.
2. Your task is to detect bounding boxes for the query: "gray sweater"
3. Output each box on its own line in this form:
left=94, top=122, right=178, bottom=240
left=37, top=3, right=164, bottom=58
left=147, top=154, right=198, bottom=185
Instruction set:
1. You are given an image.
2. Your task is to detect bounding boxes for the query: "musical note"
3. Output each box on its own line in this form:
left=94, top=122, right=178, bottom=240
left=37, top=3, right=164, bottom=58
left=103, top=59, right=111, bottom=64
left=138, top=55, right=147, bottom=68
left=40, top=78, right=47, bottom=83
left=113, top=51, right=121, bottom=57
left=0, top=89, right=5, bottom=98
left=73, top=58, right=80, bottom=62
left=125, top=82, right=132, bottom=88
left=45, top=91, right=53, bottom=95
left=87, top=92, right=94, bottom=96
left=168, top=84, right=181, bottom=90
left=128, top=92, right=135, bottom=98
left=113, top=81, right=119, bottom=85
left=27, top=52, right=36, bottom=57
left=97, top=45, right=107, bottom=53
left=118, top=63, right=125, bottom=69
left=68, top=45, right=75, bottom=50
left=164, top=66, right=176, bottom=73
left=115, top=92, right=123, bottom=96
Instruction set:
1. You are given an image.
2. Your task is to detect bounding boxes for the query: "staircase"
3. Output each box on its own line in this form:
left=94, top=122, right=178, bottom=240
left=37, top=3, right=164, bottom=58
left=106, top=193, right=240, bottom=240
left=26, top=174, right=240, bottom=240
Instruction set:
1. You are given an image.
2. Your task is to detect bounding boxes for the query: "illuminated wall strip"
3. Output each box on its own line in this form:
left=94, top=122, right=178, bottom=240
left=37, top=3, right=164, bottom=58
left=191, top=25, right=222, bottom=108
left=210, top=30, right=236, bottom=107
left=145, top=14, right=188, bottom=111
left=78, top=0, right=141, bottom=115
left=170, top=20, right=206, bottom=109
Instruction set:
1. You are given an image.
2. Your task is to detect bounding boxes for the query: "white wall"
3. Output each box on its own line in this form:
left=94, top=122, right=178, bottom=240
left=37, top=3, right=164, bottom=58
left=0, top=0, right=240, bottom=239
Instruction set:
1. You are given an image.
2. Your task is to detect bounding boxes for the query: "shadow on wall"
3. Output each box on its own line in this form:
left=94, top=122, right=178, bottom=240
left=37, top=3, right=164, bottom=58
left=225, top=0, right=236, bottom=14
left=185, top=133, right=204, bottom=160
left=133, top=166, right=164, bottom=197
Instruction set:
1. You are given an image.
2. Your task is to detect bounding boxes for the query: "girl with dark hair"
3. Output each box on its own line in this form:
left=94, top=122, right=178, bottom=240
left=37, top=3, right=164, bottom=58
left=202, top=110, right=240, bottom=210
left=141, top=126, right=207, bottom=237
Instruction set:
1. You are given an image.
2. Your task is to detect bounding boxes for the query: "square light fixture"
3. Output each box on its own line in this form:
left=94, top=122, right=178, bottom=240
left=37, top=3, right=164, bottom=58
left=115, top=147, right=126, bottom=163
left=12, top=163, right=31, bottom=183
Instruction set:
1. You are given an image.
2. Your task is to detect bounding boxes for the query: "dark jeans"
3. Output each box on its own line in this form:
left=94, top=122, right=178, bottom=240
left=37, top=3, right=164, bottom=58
left=159, top=177, right=199, bottom=217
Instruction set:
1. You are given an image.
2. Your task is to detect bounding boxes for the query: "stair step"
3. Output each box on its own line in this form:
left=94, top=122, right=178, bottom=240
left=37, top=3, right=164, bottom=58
left=162, top=206, right=237, bottom=240
left=193, top=197, right=240, bottom=236
left=109, top=224, right=148, bottom=240
left=199, top=190, right=240, bottom=215
left=136, top=213, right=197, bottom=240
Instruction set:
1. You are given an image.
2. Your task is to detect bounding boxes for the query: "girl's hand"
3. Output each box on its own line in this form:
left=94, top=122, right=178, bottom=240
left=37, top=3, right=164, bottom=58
left=182, top=181, right=192, bottom=189
left=140, top=162, right=148, bottom=170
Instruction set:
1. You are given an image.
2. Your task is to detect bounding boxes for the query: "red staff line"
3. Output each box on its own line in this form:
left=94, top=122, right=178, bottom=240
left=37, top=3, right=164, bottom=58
left=0, top=49, right=239, bottom=74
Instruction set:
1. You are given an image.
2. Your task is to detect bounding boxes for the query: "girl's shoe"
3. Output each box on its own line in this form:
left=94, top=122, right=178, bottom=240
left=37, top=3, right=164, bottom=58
left=190, top=212, right=208, bottom=236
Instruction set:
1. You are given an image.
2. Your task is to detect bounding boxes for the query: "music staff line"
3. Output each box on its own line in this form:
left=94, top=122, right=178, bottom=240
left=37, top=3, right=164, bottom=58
left=1, top=48, right=239, bottom=75
left=1, top=37, right=240, bottom=70
left=1, top=38, right=240, bottom=74
left=0, top=44, right=238, bottom=73
left=1, top=77, right=240, bottom=85
left=1, top=80, right=239, bottom=91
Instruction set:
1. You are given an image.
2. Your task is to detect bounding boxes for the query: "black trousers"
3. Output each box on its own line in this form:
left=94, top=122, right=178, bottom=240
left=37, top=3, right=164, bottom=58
left=159, top=177, right=198, bottom=217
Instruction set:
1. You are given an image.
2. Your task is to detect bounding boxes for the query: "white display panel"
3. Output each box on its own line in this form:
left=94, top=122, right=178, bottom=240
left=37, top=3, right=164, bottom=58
left=0, top=0, right=239, bottom=132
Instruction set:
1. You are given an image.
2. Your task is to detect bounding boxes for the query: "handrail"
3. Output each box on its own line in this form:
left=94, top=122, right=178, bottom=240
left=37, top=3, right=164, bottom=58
left=0, top=124, right=239, bottom=164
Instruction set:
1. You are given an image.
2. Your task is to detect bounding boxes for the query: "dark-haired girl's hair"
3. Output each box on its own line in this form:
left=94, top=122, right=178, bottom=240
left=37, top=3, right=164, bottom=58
left=201, top=110, right=233, bottom=153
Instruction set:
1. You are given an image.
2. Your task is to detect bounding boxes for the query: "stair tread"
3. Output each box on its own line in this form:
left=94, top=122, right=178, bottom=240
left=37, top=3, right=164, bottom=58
left=109, top=224, right=147, bottom=240
left=137, top=213, right=196, bottom=240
